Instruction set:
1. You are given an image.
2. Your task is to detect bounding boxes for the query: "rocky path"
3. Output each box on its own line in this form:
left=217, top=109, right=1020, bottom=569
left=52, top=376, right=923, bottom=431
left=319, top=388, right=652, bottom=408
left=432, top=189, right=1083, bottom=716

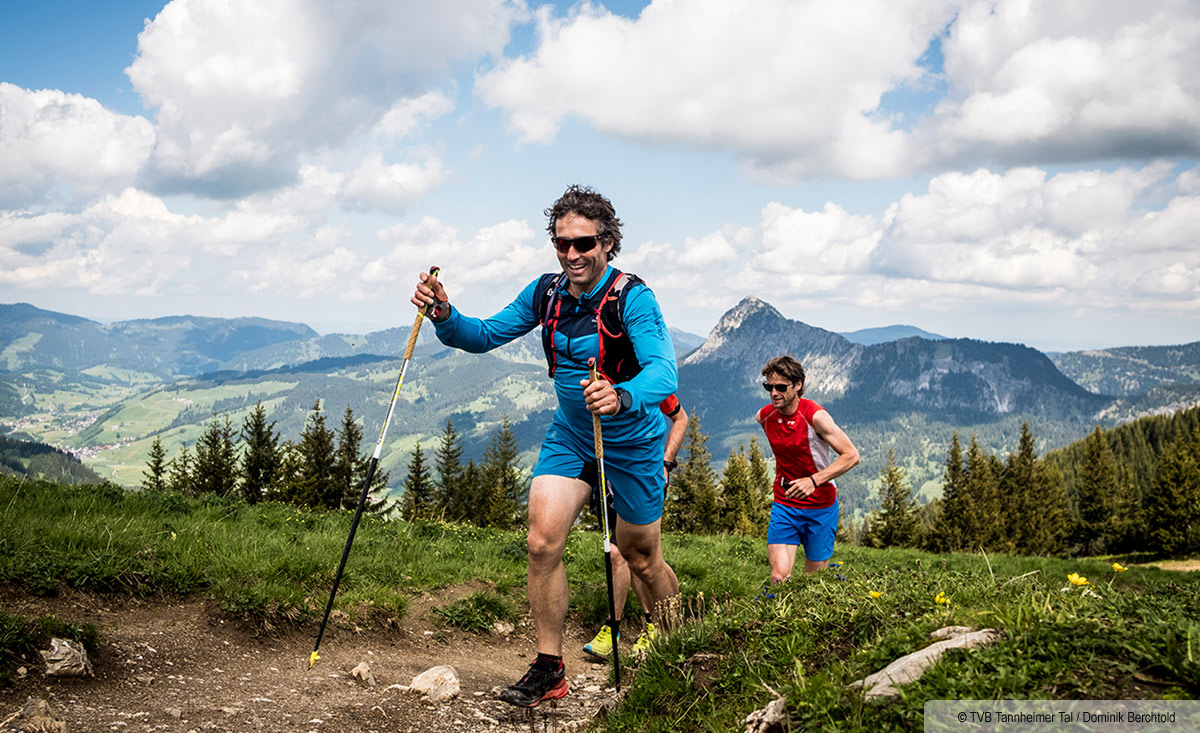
left=0, top=589, right=627, bottom=732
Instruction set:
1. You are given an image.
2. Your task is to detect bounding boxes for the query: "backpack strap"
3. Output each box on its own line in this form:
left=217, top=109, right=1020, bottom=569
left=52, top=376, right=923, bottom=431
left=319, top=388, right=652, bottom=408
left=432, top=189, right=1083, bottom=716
left=596, top=271, right=645, bottom=384
left=534, top=272, right=569, bottom=377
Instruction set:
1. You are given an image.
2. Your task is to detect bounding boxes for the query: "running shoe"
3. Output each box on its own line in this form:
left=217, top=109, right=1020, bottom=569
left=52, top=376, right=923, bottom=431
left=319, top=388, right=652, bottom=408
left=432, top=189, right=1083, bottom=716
left=631, top=622, right=658, bottom=657
left=498, top=661, right=569, bottom=708
left=583, top=624, right=617, bottom=659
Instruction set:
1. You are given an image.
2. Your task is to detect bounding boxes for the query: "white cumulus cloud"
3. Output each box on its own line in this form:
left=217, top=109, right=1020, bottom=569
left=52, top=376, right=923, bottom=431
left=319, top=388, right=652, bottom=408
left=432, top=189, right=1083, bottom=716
left=127, top=0, right=523, bottom=196
left=0, top=84, right=154, bottom=207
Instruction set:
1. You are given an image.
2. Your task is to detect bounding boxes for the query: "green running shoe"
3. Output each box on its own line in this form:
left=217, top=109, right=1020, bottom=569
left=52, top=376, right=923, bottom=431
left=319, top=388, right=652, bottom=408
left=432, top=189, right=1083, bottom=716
left=583, top=624, right=617, bottom=659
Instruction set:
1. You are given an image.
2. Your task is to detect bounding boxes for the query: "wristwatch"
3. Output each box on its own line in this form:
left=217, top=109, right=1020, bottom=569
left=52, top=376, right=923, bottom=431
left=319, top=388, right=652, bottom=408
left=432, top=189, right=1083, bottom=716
left=663, top=459, right=678, bottom=472
left=614, top=387, right=633, bottom=414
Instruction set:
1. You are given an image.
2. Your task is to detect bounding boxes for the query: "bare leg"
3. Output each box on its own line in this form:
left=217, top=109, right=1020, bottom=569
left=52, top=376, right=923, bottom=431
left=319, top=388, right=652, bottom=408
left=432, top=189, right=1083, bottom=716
left=767, top=543, right=798, bottom=583
left=803, top=558, right=829, bottom=574
left=526, top=475, right=591, bottom=656
left=608, top=544, right=631, bottom=622
left=615, top=517, right=678, bottom=624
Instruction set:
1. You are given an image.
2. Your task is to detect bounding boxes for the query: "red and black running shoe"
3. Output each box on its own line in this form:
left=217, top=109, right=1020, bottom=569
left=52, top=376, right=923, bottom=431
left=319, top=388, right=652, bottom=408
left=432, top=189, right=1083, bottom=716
left=498, top=661, right=569, bottom=707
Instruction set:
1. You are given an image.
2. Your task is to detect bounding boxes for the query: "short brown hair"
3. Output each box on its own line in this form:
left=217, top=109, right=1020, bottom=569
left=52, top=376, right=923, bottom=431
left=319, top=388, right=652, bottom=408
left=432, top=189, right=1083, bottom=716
left=544, top=184, right=623, bottom=259
left=762, top=356, right=806, bottom=396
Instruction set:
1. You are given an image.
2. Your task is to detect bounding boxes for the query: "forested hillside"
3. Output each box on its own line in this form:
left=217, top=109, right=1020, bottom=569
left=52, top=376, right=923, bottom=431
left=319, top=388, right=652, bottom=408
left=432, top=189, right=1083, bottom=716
left=0, top=435, right=102, bottom=484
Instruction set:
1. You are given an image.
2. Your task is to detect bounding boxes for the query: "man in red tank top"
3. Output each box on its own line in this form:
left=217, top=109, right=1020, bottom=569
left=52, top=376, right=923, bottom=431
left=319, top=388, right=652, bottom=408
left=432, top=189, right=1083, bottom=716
left=755, top=355, right=860, bottom=582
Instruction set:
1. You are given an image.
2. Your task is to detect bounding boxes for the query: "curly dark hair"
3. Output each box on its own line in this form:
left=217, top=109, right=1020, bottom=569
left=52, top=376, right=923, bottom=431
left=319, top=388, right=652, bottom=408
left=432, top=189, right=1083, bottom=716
left=544, top=184, right=623, bottom=259
left=762, top=356, right=806, bottom=397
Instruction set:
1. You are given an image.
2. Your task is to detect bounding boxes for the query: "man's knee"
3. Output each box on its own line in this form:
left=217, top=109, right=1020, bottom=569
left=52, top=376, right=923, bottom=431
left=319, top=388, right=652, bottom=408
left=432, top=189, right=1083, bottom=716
left=770, top=569, right=790, bottom=584
left=526, top=528, right=565, bottom=567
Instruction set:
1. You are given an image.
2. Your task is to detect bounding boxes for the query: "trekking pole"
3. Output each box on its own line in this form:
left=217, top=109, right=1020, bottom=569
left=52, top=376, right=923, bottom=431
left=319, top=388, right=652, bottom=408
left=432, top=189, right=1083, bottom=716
left=309, top=266, right=441, bottom=670
left=588, top=357, right=621, bottom=691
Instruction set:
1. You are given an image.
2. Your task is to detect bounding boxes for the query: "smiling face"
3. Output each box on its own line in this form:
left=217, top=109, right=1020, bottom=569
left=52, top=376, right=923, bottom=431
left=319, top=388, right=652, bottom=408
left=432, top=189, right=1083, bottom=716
left=555, top=212, right=613, bottom=296
left=764, top=371, right=802, bottom=414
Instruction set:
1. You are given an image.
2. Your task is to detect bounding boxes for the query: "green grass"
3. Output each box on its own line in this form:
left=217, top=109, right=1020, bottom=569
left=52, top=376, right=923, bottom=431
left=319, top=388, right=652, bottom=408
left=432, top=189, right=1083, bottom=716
left=1, top=475, right=1196, bottom=731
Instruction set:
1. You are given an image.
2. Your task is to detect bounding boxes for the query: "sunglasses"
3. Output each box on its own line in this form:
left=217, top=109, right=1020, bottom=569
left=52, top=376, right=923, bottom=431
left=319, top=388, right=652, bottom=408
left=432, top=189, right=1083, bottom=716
left=763, top=382, right=792, bottom=393
left=551, top=235, right=605, bottom=253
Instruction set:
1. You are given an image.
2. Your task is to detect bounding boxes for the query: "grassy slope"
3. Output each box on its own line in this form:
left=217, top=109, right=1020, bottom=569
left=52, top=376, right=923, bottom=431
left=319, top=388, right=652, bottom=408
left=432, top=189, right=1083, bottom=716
left=1, top=476, right=1196, bottom=731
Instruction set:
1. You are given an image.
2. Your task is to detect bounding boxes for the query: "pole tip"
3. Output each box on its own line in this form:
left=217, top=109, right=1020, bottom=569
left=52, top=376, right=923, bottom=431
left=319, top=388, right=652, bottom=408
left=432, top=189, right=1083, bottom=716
left=308, top=651, right=320, bottom=669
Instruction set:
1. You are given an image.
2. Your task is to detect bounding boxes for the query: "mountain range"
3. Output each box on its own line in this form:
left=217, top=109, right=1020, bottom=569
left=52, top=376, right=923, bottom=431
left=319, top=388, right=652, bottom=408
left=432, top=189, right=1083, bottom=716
left=3, top=301, right=1199, bottom=511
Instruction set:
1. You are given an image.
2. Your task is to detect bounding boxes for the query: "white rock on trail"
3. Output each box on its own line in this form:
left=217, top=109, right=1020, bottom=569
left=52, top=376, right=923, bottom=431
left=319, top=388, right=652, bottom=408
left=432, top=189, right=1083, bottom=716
left=351, top=661, right=376, bottom=687
left=407, top=665, right=460, bottom=703
left=40, top=638, right=93, bottom=677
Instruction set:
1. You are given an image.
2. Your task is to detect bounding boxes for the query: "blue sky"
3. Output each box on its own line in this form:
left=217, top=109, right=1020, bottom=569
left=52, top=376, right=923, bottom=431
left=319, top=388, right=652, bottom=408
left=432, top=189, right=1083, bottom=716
left=1, top=0, right=1198, bottom=351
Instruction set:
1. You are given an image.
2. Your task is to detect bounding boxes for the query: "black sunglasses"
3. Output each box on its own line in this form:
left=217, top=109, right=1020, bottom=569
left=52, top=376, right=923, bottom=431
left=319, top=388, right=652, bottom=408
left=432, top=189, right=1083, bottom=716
left=551, top=235, right=605, bottom=253
left=763, top=382, right=792, bottom=393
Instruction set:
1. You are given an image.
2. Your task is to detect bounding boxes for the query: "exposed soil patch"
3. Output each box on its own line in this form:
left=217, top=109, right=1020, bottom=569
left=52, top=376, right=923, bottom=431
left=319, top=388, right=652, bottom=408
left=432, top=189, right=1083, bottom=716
left=1, top=589, right=628, bottom=732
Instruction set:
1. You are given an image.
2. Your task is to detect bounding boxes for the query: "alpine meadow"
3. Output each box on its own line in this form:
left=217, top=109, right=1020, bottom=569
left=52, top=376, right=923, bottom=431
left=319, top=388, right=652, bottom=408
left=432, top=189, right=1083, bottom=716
left=4, top=1, right=1200, bottom=730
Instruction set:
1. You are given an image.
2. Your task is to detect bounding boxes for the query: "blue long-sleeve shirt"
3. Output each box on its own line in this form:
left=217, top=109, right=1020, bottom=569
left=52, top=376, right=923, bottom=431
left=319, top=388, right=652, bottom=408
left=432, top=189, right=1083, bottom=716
left=433, top=267, right=678, bottom=446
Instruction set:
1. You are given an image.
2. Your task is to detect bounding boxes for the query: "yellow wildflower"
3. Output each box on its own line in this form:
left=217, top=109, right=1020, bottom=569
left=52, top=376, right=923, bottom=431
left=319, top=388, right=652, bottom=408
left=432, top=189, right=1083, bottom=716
left=869, top=591, right=882, bottom=598
left=935, top=591, right=950, bottom=605
left=1067, top=573, right=1089, bottom=586
left=1112, top=562, right=1127, bottom=573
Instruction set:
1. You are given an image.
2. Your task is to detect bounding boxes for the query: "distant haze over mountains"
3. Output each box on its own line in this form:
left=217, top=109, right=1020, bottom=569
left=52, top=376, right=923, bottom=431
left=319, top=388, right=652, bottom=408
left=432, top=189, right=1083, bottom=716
left=839, top=325, right=946, bottom=345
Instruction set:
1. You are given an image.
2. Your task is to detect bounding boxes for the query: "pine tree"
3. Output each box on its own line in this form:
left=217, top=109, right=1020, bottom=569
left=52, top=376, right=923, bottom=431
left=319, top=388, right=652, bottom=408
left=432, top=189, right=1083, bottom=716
left=928, top=432, right=970, bottom=552
left=335, top=407, right=364, bottom=509
left=434, top=419, right=466, bottom=521
left=964, top=436, right=1004, bottom=551
left=665, top=415, right=720, bottom=534
left=719, top=446, right=755, bottom=535
left=141, top=436, right=168, bottom=492
left=401, top=443, right=436, bottom=520
left=193, top=414, right=237, bottom=497
left=1074, top=426, right=1118, bottom=555
left=480, top=417, right=524, bottom=530
left=461, top=459, right=484, bottom=527
left=291, top=401, right=338, bottom=509
left=1144, top=430, right=1200, bottom=556
left=864, top=450, right=919, bottom=548
left=745, top=438, right=772, bottom=537
left=167, top=445, right=193, bottom=495
left=1002, top=424, right=1068, bottom=556
left=240, top=402, right=281, bottom=504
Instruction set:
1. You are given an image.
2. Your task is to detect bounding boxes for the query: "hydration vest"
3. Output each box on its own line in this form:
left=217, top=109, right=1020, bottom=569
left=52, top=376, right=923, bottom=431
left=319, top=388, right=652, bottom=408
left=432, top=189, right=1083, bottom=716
left=533, top=268, right=645, bottom=384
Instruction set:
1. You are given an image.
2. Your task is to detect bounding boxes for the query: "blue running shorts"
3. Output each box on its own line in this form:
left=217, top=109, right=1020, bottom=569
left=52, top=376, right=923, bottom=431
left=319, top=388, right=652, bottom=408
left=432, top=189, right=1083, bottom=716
left=534, top=419, right=665, bottom=525
left=766, top=499, right=839, bottom=562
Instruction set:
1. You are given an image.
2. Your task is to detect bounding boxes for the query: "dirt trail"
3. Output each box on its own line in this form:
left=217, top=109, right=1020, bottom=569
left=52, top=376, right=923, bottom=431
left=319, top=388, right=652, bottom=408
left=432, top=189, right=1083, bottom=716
left=0, top=589, right=627, bottom=732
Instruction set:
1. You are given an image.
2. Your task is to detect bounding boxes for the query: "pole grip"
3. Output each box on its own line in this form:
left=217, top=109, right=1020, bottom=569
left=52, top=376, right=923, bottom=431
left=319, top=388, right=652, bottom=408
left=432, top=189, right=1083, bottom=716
left=403, top=267, right=440, bottom=360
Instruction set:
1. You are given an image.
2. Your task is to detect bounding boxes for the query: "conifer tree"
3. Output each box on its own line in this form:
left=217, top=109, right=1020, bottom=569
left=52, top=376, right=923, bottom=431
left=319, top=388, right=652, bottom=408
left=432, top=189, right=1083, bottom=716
left=461, top=459, right=484, bottom=527
left=434, top=419, right=466, bottom=521
left=1144, top=430, right=1200, bottom=556
left=481, top=417, right=524, bottom=530
left=719, top=446, right=755, bottom=535
left=928, top=432, right=970, bottom=552
left=1074, top=426, right=1118, bottom=555
left=167, top=445, right=193, bottom=495
left=291, top=401, right=338, bottom=509
left=240, top=401, right=281, bottom=504
left=193, top=414, right=237, bottom=497
left=401, top=443, right=435, bottom=520
left=964, top=436, right=1004, bottom=551
left=665, top=415, right=720, bottom=534
left=335, top=407, right=363, bottom=509
left=141, top=436, right=168, bottom=492
left=745, top=438, right=772, bottom=536
left=864, top=450, right=919, bottom=548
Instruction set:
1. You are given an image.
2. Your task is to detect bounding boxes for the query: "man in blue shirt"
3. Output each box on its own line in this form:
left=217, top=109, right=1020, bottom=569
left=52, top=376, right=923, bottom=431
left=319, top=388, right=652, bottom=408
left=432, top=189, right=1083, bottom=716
left=410, top=185, right=680, bottom=707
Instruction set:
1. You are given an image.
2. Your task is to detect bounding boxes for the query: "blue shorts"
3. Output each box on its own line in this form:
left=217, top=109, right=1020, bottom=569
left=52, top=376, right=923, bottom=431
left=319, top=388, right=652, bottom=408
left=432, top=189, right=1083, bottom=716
left=534, top=419, right=665, bottom=525
left=766, top=500, right=839, bottom=562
